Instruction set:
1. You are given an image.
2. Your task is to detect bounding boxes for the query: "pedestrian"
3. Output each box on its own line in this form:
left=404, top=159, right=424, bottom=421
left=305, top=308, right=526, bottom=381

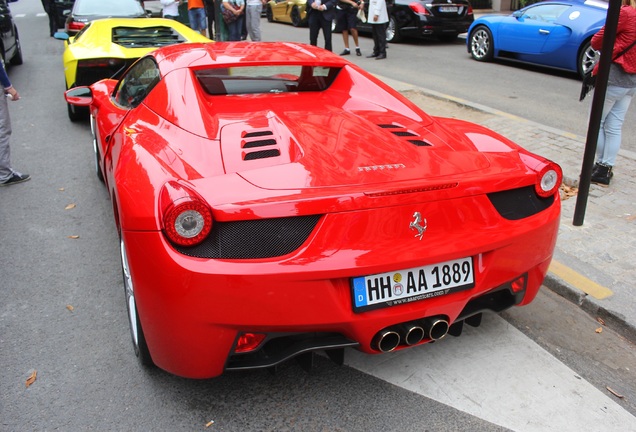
left=188, top=0, right=209, bottom=37
left=204, top=0, right=216, bottom=39
left=222, top=0, right=245, bottom=41
left=336, top=0, right=363, bottom=56
left=589, top=0, right=636, bottom=186
left=161, top=0, right=183, bottom=20
left=307, top=0, right=337, bottom=52
left=0, top=63, right=29, bottom=187
left=366, top=0, right=388, bottom=60
left=40, top=0, right=58, bottom=37
left=245, top=0, right=265, bottom=41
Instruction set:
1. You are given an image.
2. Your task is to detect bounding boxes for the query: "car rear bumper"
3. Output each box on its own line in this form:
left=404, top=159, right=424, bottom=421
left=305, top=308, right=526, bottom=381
left=121, top=191, right=560, bottom=378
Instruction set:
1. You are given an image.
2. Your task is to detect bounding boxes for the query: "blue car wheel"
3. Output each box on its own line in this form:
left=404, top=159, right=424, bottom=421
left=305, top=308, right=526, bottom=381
left=469, top=25, right=494, bottom=62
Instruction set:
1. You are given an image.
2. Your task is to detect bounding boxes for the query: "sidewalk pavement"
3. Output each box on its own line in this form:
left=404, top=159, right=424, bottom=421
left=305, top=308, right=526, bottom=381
left=382, top=77, right=636, bottom=344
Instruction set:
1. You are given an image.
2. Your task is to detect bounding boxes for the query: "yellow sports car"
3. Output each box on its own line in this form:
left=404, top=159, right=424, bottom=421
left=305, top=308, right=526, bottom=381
left=266, top=0, right=308, bottom=27
left=56, top=18, right=210, bottom=121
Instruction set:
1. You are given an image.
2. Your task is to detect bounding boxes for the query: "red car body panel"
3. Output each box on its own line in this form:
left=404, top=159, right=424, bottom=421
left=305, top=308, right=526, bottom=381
left=69, top=42, right=561, bottom=378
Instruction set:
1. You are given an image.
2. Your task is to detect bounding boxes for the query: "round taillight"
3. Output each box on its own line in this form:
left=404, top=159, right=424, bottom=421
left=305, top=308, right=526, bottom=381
left=535, top=162, right=562, bottom=198
left=163, top=199, right=212, bottom=246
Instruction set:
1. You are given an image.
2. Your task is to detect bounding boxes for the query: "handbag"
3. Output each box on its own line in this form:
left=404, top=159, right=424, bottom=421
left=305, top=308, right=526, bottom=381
left=580, top=38, right=636, bottom=101
left=221, top=3, right=239, bottom=24
left=357, top=7, right=366, bottom=23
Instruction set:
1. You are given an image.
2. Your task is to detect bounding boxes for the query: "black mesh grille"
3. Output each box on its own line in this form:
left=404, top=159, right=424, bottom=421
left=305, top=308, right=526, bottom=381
left=112, top=26, right=186, bottom=48
left=244, top=149, right=281, bottom=160
left=487, top=186, right=554, bottom=220
left=377, top=124, right=433, bottom=147
left=408, top=139, right=432, bottom=147
left=173, top=215, right=322, bottom=259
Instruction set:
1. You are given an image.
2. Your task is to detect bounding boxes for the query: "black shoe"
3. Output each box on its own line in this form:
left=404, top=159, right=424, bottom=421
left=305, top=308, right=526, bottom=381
left=0, top=172, right=31, bottom=187
left=356, top=48, right=361, bottom=56
left=375, top=54, right=387, bottom=60
left=591, top=163, right=613, bottom=186
left=366, top=53, right=378, bottom=58
left=339, top=49, right=350, bottom=56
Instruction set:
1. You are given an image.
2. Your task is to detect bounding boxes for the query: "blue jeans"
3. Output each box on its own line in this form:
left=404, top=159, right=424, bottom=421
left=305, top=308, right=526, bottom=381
left=188, top=8, right=207, bottom=32
left=596, top=85, right=636, bottom=166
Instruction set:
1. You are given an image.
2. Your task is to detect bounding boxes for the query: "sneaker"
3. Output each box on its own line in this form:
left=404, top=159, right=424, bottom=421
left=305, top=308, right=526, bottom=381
left=339, top=49, right=350, bottom=56
left=0, top=172, right=31, bottom=187
left=356, top=48, right=361, bottom=56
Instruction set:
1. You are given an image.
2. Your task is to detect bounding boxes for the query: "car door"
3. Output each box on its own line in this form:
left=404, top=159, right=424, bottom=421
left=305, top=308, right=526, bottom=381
left=98, top=57, right=161, bottom=186
left=497, top=3, right=571, bottom=55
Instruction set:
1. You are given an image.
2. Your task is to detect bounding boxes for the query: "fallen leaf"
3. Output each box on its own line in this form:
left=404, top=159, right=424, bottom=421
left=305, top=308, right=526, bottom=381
left=68, top=235, right=80, bottom=239
left=58, top=187, right=65, bottom=191
left=25, top=370, right=37, bottom=388
left=626, top=214, right=636, bottom=221
left=65, top=203, right=76, bottom=210
left=595, top=327, right=603, bottom=333
left=66, top=304, right=74, bottom=312
left=559, top=184, right=578, bottom=201
left=607, top=386, right=624, bottom=398
left=596, top=317, right=606, bottom=325
left=205, top=420, right=215, bottom=427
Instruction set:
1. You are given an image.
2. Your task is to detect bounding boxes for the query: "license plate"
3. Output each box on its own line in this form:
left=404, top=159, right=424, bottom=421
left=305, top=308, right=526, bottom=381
left=439, top=6, right=458, bottom=12
left=351, top=257, right=474, bottom=312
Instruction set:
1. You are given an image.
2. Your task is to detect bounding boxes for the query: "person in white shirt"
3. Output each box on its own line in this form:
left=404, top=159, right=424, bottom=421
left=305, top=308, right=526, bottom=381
left=161, top=0, right=182, bottom=19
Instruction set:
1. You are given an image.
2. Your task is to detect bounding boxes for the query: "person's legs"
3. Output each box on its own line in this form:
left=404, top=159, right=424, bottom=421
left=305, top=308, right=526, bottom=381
left=0, top=96, right=12, bottom=182
left=246, top=4, right=262, bottom=41
left=321, top=15, right=332, bottom=51
left=597, top=86, right=635, bottom=166
left=309, top=14, right=320, bottom=46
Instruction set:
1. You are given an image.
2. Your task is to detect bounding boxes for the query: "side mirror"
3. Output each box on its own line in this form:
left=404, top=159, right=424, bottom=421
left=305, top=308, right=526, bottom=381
left=54, top=31, right=69, bottom=41
left=512, top=10, right=523, bottom=19
left=65, top=87, right=93, bottom=107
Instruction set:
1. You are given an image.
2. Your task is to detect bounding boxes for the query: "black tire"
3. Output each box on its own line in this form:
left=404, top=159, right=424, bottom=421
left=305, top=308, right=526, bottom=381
left=91, top=115, right=105, bottom=182
left=578, top=40, right=599, bottom=79
left=469, top=25, right=494, bottom=62
left=266, top=5, right=273, bottom=22
left=121, top=238, right=154, bottom=368
left=291, top=6, right=302, bottom=27
left=386, top=16, right=401, bottom=43
left=9, top=28, right=22, bottom=66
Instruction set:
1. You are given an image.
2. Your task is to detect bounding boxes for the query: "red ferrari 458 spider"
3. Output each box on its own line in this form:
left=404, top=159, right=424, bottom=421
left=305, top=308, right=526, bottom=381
left=66, top=41, right=562, bottom=379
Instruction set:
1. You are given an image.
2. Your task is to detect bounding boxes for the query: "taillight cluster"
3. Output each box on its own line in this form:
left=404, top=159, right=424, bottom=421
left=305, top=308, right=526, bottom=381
left=409, top=2, right=430, bottom=15
left=534, top=161, right=562, bottom=198
left=67, top=21, right=86, bottom=33
left=160, top=182, right=213, bottom=247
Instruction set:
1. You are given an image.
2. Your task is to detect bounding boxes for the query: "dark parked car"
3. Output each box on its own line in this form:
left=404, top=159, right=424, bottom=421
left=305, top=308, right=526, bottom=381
left=1, top=0, right=22, bottom=66
left=65, top=0, right=147, bottom=35
left=357, top=0, right=474, bottom=43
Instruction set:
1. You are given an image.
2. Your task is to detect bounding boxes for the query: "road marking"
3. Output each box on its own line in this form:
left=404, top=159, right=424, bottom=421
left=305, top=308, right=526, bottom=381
left=345, top=314, right=636, bottom=431
left=549, top=259, right=613, bottom=299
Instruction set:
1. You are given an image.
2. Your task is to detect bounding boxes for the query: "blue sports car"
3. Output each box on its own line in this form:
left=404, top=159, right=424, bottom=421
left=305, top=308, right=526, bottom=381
left=467, top=0, right=607, bottom=77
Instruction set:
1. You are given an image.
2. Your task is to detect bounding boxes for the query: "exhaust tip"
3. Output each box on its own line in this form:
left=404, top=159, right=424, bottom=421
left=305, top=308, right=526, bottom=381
left=428, top=318, right=450, bottom=341
left=372, top=329, right=401, bottom=353
left=403, top=325, right=425, bottom=345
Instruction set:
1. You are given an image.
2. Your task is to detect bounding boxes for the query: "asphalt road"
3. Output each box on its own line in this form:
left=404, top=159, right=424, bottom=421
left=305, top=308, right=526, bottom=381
left=1, top=2, right=635, bottom=430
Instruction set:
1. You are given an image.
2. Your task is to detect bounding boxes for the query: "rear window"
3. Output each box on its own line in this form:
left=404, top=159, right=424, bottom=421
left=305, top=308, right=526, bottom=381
left=195, top=65, right=341, bottom=95
left=74, top=0, right=145, bottom=16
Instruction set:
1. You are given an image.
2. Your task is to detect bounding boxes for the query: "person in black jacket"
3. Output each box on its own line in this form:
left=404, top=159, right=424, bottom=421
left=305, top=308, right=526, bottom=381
left=40, top=0, right=58, bottom=37
left=307, top=0, right=337, bottom=52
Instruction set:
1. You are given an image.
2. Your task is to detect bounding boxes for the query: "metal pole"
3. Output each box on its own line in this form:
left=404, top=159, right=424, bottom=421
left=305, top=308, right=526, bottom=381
left=573, top=0, right=622, bottom=226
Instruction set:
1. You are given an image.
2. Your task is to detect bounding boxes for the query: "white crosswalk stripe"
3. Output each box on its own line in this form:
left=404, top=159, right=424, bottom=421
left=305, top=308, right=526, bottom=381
left=345, top=313, right=636, bottom=431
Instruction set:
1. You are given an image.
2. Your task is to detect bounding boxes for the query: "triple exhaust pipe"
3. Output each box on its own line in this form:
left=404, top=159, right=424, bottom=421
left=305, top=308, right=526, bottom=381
left=372, top=316, right=450, bottom=353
